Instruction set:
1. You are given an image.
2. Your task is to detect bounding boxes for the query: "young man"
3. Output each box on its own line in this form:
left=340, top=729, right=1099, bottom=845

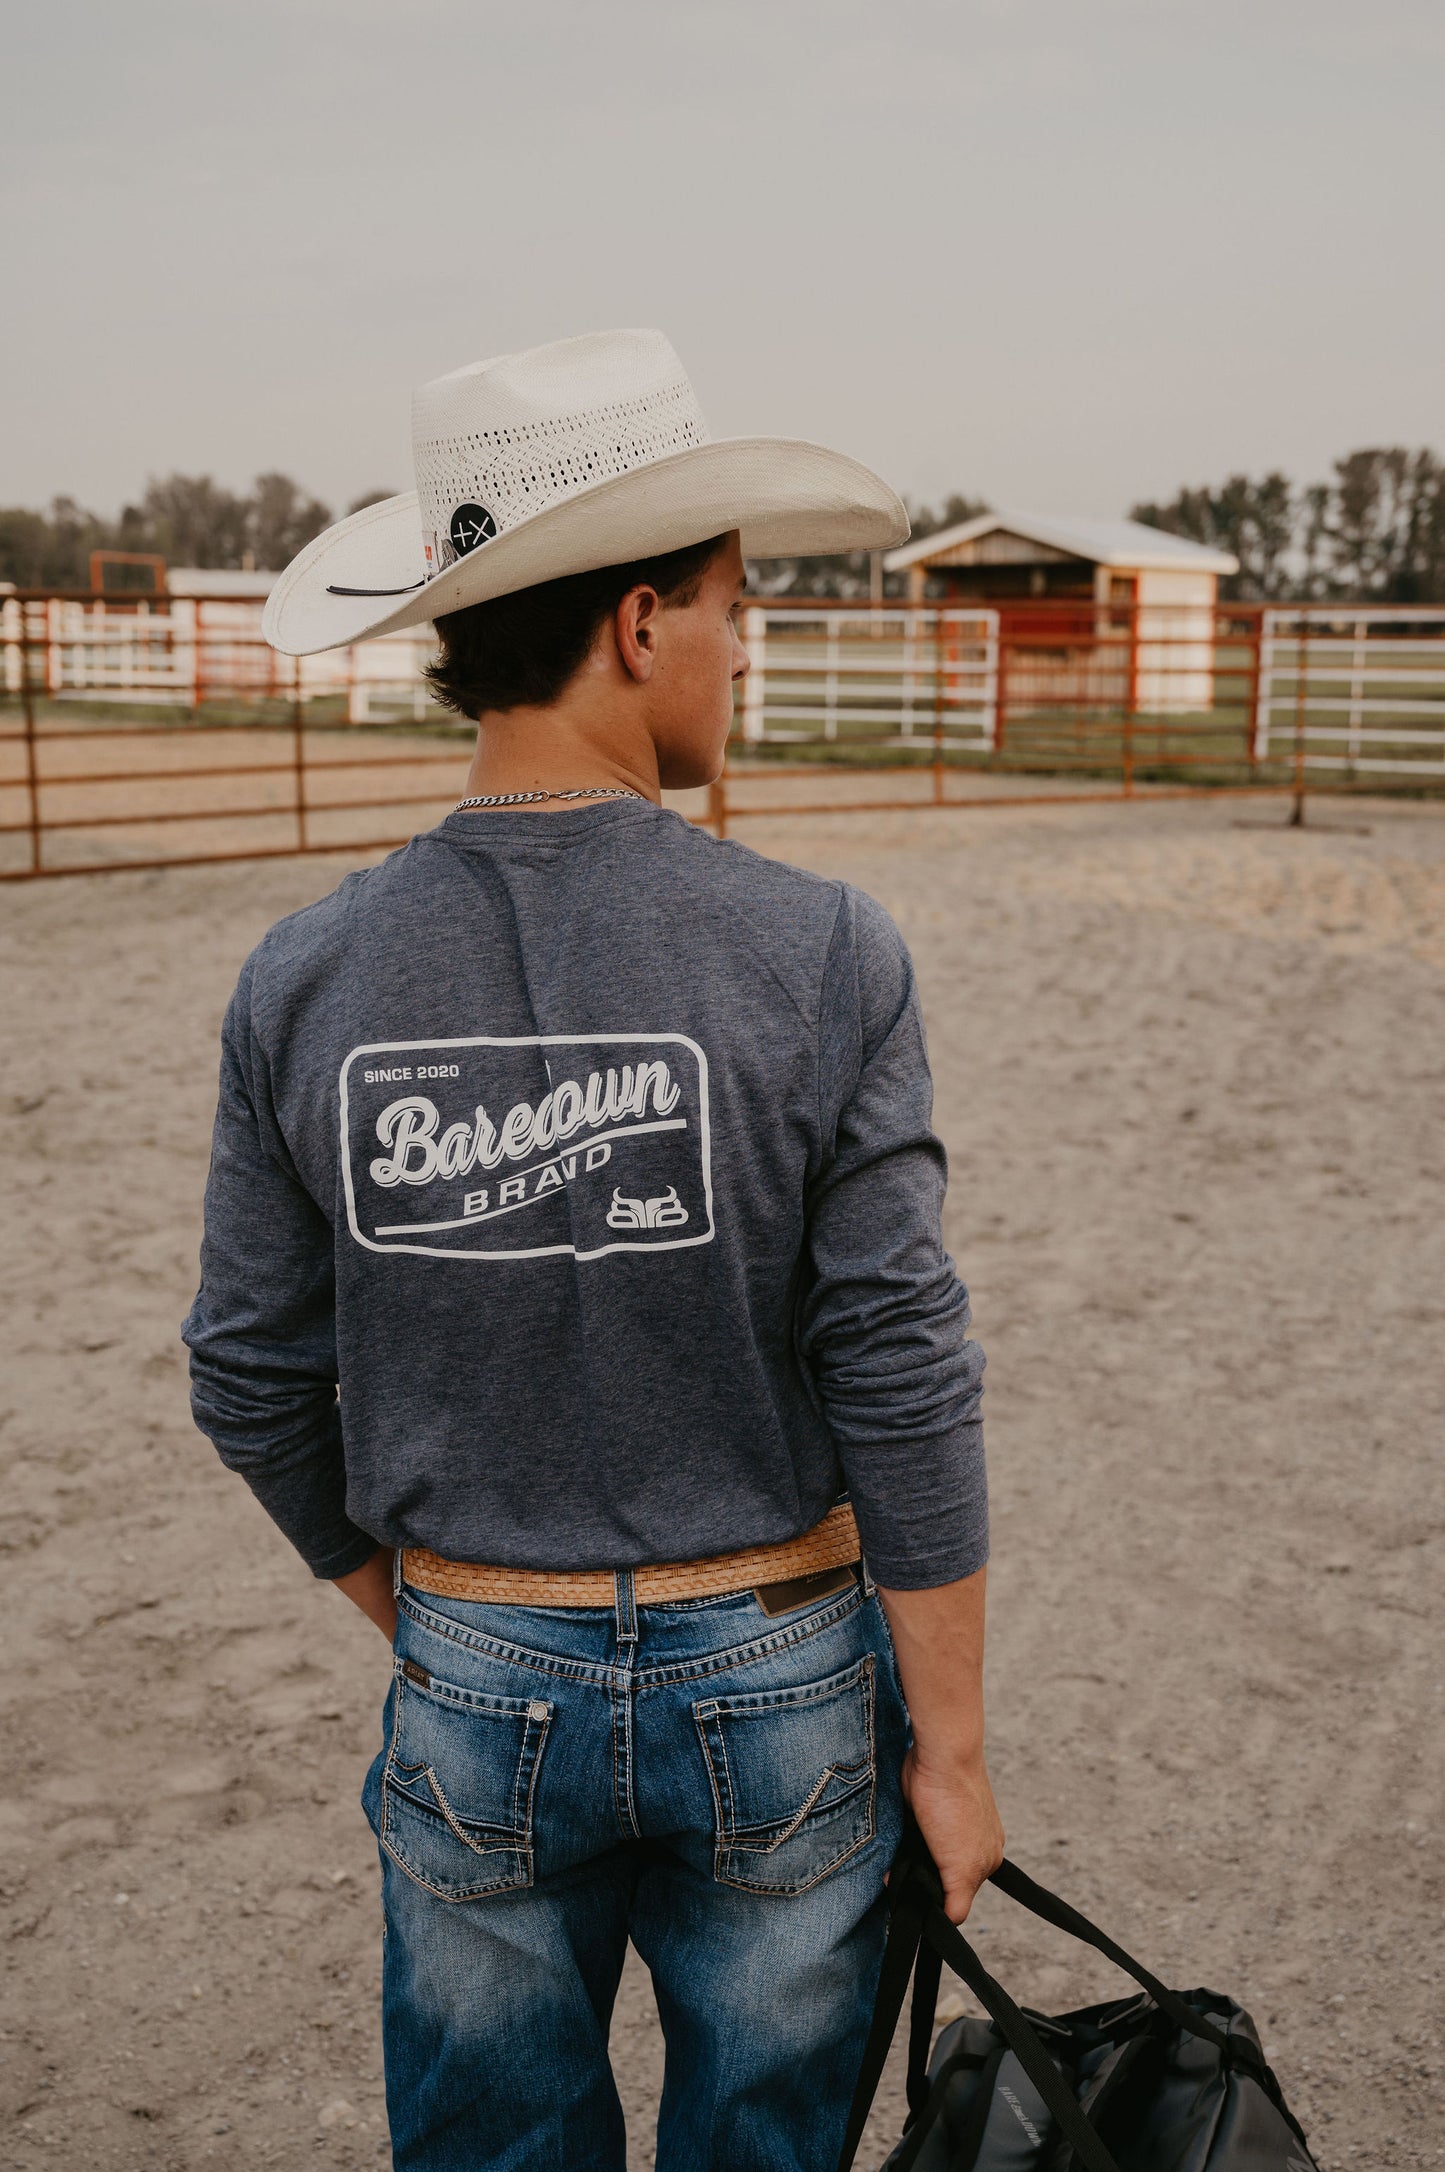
left=185, top=329, right=1002, bottom=2172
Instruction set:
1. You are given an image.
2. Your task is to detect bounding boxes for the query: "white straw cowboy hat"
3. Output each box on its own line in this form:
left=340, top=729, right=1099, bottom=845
left=262, top=328, right=909, bottom=657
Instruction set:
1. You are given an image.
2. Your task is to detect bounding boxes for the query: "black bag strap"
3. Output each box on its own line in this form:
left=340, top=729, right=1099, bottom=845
left=906, top=1935, right=943, bottom=2118
left=837, top=1828, right=1260, bottom=2172
left=837, top=1825, right=1123, bottom=2172
left=919, top=1907, right=1124, bottom=2172
left=835, top=1882, right=928, bottom=2172
left=987, top=1859, right=1230, bottom=2055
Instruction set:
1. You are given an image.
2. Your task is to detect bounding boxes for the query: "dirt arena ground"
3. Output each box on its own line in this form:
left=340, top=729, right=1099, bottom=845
left=2, top=792, right=1442, bottom=2169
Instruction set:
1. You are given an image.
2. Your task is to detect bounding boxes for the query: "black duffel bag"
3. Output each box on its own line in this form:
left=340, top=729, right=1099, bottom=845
left=838, top=1825, right=1319, bottom=2172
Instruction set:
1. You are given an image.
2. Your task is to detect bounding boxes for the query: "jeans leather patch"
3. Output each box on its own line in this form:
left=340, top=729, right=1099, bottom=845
left=752, top=1565, right=857, bottom=1617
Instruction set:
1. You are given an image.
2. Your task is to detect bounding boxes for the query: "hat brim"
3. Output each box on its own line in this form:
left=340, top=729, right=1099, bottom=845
left=262, top=437, right=909, bottom=656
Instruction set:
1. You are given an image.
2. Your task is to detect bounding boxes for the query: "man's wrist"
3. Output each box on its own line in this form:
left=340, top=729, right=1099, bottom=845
left=908, top=1730, right=988, bottom=1776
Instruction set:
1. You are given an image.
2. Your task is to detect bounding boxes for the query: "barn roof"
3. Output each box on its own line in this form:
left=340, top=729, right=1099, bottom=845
left=885, top=511, right=1238, bottom=576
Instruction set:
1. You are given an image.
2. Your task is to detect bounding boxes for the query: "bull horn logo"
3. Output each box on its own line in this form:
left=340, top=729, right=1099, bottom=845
left=606, top=1185, right=689, bottom=1231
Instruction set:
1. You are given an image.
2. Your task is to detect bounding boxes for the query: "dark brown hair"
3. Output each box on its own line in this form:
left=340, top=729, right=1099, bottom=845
left=425, top=534, right=728, bottom=719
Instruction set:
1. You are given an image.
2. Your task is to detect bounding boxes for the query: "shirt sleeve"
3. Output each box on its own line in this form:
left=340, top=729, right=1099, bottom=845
left=798, top=886, right=987, bottom=1589
left=181, top=952, right=378, bottom=1580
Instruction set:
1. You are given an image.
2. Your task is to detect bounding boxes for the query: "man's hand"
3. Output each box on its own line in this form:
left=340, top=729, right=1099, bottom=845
left=901, top=1744, right=1005, bottom=1923
left=333, top=1547, right=398, bottom=1642
left=877, top=1565, right=1004, bottom=1922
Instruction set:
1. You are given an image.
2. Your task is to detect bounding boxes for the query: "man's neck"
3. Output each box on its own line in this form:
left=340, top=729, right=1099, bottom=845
left=459, top=684, right=661, bottom=811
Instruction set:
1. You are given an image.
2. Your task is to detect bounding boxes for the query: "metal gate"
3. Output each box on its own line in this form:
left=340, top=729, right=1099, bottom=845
left=1253, top=607, right=1445, bottom=776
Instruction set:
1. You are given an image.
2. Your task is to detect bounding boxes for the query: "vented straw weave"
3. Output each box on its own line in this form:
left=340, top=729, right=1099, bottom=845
left=412, top=333, right=709, bottom=571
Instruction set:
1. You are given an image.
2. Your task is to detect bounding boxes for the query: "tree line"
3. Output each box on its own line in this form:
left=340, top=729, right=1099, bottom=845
left=4, top=452, right=1442, bottom=603
left=0, top=474, right=983, bottom=598
left=0, top=474, right=389, bottom=590
left=1132, top=447, right=1445, bottom=603
left=761, top=451, right=1445, bottom=603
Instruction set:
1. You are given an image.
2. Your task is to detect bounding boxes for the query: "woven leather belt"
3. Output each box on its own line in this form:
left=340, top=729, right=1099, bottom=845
left=401, top=1502, right=861, bottom=1608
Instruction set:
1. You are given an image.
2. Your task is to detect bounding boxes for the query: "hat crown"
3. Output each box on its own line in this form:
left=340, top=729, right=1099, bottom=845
left=410, top=329, right=711, bottom=577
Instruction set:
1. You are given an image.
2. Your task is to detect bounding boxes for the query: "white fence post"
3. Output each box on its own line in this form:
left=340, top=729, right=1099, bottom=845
left=1253, top=609, right=1277, bottom=761
left=1347, top=616, right=1366, bottom=768
left=740, top=605, right=766, bottom=742
left=980, top=609, right=1000, bottom=749
left=1, top=595, right=18, bottom=693
left=346, top=642, right=367, bottom=725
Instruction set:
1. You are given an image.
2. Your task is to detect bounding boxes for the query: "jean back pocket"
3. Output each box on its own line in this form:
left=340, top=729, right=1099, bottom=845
left=694, top=1654, right=876, bottom=1895
left=380, top=1665, right=552, bottom=1902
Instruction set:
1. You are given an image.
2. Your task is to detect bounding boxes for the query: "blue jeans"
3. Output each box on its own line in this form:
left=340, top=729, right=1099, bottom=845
left=361, top=1566, right=909, bottom=2171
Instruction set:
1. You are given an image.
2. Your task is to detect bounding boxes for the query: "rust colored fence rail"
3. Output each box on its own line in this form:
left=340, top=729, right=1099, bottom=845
left=2, top=592, right=1442, bottom=877
left=0, top=592, right=461, bottom=878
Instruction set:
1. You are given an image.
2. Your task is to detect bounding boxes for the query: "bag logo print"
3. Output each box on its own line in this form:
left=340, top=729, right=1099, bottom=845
left=339, top=1032, right=713, bottom=1263
left=999, top=2084, right=1042, bottom=2147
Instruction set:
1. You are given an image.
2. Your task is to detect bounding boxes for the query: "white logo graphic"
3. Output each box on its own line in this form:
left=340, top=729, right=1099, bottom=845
left=339, top=1034, right=713, bottom=1262
left=998, top=2084, right=1042, bottom=2147
left=606, top=1185, right=688, bottom=1231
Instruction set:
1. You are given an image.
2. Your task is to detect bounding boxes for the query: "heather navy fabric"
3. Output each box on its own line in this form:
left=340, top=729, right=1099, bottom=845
left=183, top=800, right=986, bottom=1588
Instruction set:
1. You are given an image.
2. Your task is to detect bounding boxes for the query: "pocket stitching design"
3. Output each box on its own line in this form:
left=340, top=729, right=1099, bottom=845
left=697, top=1655, right=877, bottom=1896
left=379, top=1678, right=551, bottom=1904
left=733, top=1754, right=871, bottom=1856
left=390, top=1758, right=518, bottom=1861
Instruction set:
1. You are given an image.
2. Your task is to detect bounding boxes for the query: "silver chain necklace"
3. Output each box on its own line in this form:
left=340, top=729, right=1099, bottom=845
left=454, top=786, right=647, bottom=811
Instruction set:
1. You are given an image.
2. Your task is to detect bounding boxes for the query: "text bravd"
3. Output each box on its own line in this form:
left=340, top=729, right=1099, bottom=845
left=460, top=1141, right=613, bottom=1219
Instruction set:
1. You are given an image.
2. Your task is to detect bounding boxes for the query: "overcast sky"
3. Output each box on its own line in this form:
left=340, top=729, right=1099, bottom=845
left=4, top=0, right=1442, bottom=524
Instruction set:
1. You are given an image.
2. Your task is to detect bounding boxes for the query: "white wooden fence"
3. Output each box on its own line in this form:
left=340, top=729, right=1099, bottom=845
left=736, top=606, right=999, bottom=749
left=8, top=592, right=1445, bottom=779
left=1253, top=607, right=1445, bottom=775
left=0, top=594, right=437, bottom=722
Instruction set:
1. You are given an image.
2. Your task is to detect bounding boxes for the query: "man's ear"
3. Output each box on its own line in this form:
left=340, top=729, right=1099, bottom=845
left=614, top=584, right=662, bottom=684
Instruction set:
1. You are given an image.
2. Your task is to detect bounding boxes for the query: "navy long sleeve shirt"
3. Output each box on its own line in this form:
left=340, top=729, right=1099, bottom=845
left=183, top=801, right=986, bottom=1588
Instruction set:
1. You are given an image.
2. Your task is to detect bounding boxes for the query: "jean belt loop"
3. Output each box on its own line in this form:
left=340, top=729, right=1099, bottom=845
left=859, top=1553, right=876, bottom=1601
left=614, top=1568, right=638, bottom=1648
left=392, top=1545, right=403, bottom=1599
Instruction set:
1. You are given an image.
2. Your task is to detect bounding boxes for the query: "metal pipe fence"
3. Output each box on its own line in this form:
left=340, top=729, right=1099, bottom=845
left=0, top=591, right=462, bottom=878
left=2, top=591, right=1442, bottom=877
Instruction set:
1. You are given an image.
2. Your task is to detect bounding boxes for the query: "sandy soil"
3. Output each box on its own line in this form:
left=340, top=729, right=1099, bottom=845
left=2, top=791, right=1442, bottom=2170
